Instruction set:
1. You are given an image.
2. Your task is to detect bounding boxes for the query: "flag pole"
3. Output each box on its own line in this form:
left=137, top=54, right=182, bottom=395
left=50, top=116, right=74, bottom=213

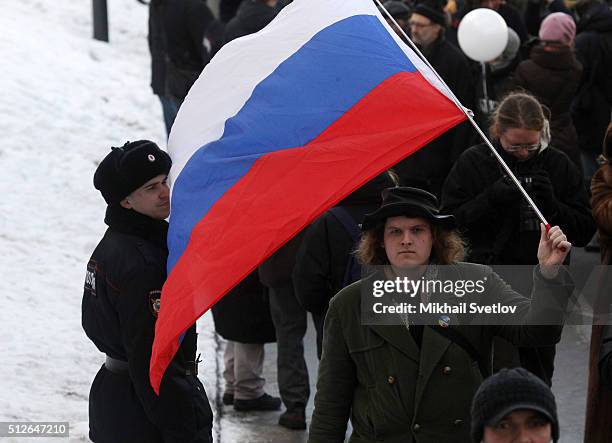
left=374, top=0, right=550, bottom=230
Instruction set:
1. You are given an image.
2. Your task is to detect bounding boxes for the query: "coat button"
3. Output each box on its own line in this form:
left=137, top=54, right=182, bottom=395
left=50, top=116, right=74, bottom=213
left=387, top=375, right=396, bottom=384
left=413, top=423, right=421, bottom=432
left=454, top=419, right=463, bottom=425
left=443, top=366, right=452, bottom=375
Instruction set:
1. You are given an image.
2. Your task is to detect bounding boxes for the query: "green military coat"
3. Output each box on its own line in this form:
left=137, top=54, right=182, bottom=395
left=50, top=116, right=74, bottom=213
left=308, top=262, right=572, bottom=443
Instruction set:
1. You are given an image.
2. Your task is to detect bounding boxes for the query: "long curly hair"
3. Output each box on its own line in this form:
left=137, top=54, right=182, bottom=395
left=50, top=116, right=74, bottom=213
left=356, top=219, right=467, bottom=265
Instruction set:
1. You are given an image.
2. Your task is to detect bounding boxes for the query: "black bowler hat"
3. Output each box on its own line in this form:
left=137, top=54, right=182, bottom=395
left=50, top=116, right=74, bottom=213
left=93, top=140, right=171, bottom=205
left=361, top=187, right=455, bottom=231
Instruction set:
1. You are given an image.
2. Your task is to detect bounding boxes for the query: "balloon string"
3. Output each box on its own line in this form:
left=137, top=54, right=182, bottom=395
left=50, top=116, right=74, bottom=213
left=374, top=0, right=549, bottom=228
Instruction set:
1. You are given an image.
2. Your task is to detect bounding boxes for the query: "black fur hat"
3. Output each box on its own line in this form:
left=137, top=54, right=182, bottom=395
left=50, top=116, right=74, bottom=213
left=93, top=140, right=171, bottom=205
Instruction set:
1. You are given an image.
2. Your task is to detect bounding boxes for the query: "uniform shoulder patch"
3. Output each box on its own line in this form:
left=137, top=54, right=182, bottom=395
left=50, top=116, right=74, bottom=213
left=85, top=260, right=97, bottom=297
left=149, top=290, right=162, bottom=317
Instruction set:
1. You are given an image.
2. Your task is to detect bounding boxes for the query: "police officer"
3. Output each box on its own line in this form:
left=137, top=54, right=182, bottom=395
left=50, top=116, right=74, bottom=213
left=82, top=140, right=213, bottom=443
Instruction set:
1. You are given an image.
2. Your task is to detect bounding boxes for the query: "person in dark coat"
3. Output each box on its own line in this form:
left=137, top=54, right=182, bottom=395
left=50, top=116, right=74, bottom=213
left=308, top=186, right=573, bottom=443
left=148, top=0, right=176, bottom=136
left=219, top=0, right=243, bottom=22
left=513, top=12, right=583, bottom=168
left=380, top=0, right=413, bottom=41
left=393, top=0, right=475, bottom=197
left=442, top=92, right=595, bottom=384
left=442, top=92, right=594, bottom=267
left=572, top=0, right=612, bottom=182
left=293, top=172, right=397, bottom=359
left=83, top=140, right=213, bottom=443
left=211, top=271, right=282, bottom=412
left=524, top=0, right=572, bottom=37
left=163, top=0, right=214, bottom=106
left=584, top=122, right=612, bottom=443
left=258, top=233, right=310, bottom=429
left=224, top=0, right=290, bottom=43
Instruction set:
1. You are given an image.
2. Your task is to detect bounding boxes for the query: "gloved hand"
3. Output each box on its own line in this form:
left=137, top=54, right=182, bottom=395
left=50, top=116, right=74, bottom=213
left=530, top=170, right=557, bottom=217
left=487, top=176, right=522, bottom=206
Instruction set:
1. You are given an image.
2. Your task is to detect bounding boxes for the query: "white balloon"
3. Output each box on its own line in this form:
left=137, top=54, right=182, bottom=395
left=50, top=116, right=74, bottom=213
left=457, top=8, right=508, bottom=62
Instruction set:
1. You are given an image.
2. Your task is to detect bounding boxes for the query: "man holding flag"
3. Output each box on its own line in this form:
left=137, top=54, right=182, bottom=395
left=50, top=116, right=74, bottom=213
left=144, top=0, right=576, bottom=440
left=150, top=0, right=466, bottom=395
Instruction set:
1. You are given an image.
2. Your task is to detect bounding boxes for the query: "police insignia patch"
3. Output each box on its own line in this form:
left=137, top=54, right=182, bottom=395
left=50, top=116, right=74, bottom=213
left=149, top=290, right=162, bottom=317
left=85, top=260, right=97, bottom=297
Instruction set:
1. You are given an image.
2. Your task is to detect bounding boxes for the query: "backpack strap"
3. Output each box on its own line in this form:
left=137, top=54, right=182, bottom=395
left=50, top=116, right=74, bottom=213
left=328, top=207, right=362, bottom=287
left=430, top=325, right=490, bottom=378
left=328, top=207, right=361, bottom=242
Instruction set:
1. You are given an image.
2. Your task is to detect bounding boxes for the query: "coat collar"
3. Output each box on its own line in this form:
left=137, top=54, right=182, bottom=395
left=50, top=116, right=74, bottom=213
left=530, top=44, right=578, bottom=71
left=104, top=204, right=169, bottom=250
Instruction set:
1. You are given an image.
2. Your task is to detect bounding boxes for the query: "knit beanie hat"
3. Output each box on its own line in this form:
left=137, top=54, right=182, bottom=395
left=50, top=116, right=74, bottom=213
left=413, top=0, right=447, bottom=26
left=471, top=368, right=559, bottom=443
left=539, top=12, right=576, bottom=46
left=93, top=140, right=171, bottom=205
left=382, top=1, right=412, bottom=19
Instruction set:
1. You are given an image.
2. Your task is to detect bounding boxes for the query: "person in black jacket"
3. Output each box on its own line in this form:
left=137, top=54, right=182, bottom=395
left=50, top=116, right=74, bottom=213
left=524, top=0, right=572, bottom=37
left=293, top=172, right=397, bottom=358
left=380, top=0, right=413, bottom=41
left=163, top=0, right=214, bottom=107
left=442, top=92, right=594, bottom=267
left=258, top=233, right=310, bottom=429
left=441, top=92, right=595, bottom=384
left=223, top=0, right=290, bottom=44
left=572, top=0, right=612, bottom=182
left=83, top=140, right=213, bottom=443
left=211, top=270, right=282, bottom=413
left=148, top=0, right=176, bottom=136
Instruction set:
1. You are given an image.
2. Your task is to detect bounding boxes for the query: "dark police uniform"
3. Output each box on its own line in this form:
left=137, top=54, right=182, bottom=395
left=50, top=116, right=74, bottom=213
left=82, top=205, right=213, bottom=443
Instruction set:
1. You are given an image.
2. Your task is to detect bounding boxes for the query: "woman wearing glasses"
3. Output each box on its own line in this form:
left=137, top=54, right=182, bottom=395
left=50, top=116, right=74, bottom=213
left=442, top=92, right=593, bottom=268
left=441, top=91, right=594, bottom=383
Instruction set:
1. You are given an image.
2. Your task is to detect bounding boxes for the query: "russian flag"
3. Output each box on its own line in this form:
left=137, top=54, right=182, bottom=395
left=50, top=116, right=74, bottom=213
left=150, top=0, right=466, bottom=392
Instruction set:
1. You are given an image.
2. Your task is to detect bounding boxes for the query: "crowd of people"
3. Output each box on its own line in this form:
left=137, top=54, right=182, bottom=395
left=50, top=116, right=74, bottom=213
left=80, top=0, right=612, bottom=441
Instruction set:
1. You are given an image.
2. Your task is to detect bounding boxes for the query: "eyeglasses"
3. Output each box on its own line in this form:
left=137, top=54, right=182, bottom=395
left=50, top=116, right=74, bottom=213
left=504, top=143, right=541, bottom=152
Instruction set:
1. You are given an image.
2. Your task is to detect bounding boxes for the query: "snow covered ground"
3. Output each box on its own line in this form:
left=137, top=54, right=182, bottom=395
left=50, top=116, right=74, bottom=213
left=0, top=1, right=204, bottom=441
